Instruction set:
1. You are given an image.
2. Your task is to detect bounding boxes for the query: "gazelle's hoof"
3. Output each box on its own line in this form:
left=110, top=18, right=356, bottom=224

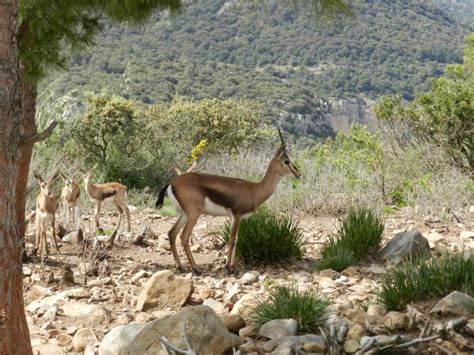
left=192, top=268, right=202, bottom=276
left=224, top=265, right=237, bottom=276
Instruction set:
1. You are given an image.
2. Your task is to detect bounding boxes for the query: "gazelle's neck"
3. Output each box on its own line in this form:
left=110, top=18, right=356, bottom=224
left=255, top=159, right=282, bottom=205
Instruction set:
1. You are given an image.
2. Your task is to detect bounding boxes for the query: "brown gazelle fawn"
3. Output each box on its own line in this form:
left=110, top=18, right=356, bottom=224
left=59, top=171, right=80, bottom=225
left=33, top=170, right=61, bottom=257
left=83, top=166, right=131, bottom=234
left=156, top=129, right=300, bottom=274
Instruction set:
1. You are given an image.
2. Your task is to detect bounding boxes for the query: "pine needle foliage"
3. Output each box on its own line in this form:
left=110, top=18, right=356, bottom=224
left=377, top=252, right=474, bottom=311
left=317, top=207, right=384, bottom=271
left=221, top=208, right=303, bottom=265
left=252, top=284, right=330, bottom=333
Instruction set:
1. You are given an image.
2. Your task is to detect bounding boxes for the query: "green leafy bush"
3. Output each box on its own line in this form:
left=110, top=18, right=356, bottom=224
left=377, top=252, right=474, bottom=310
left=221, top=208, right=303, bottom=265
left=252, top=284, right=330, bottom=333
left=317, top=207, right=384, bottom=271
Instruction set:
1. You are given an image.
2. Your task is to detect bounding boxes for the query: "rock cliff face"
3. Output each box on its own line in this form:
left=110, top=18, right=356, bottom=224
left=279, top=98, right=374, bottom=138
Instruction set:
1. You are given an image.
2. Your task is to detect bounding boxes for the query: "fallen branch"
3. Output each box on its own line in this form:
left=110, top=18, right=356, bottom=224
left=21, top=121, right=58, bottom=146
left=160, top=324, right=196, bottom=355
left=391, top=334, right=441, bottom=349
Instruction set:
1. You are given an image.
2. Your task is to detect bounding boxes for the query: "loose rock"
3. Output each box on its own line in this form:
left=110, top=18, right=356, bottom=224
left=72, top=328, right=98, bottom=352
left=136, top=270, right=194, bottom=311
left=98, top=305, right=241, bottom=355
left=381, top=229, right=430, bottom=263
left=259, top=319, right=298, bottom=340
left=430, top=291, right=474, bottom=316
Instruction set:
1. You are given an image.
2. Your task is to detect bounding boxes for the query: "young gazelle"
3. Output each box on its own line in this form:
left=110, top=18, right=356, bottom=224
left=83, top=167, right=131, bottom=233
left=156, top=129, right=300, bottom=274
left=33, top=170, right=61, bottom=257
left=59, top=172, right=80, bottom=225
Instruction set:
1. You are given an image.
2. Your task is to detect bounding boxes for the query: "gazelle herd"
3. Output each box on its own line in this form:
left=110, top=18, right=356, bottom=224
left=31, top=129, right=300, bottom=274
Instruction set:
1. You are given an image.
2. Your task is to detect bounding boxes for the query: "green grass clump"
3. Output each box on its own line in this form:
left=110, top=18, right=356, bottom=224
left=317, top=207, right=384, bottom=271
left=252, top=284, right=330, bottom=333
left=377, top=252, right=474, bottom=310
left=221, top=208, right=303, bottom=265
left=316, top=239, right=355, bottom=271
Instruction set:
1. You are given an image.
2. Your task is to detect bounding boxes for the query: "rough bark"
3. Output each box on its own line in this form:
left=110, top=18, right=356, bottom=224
left=0, top=1, right=33, bottom=354
left=16, top=81, right=37, bottom=262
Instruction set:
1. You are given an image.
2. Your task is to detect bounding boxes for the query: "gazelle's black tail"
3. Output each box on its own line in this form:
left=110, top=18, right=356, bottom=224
left=155, top=184, right=169, bottom=209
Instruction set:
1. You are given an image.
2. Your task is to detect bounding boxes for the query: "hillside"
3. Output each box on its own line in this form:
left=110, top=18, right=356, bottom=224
left=43, top=0, right=473, bottom=137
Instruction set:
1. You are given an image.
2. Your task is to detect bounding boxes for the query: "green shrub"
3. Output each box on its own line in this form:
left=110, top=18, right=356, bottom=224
left=377, top=252, right=474, bottom=310
left=317, top=207, right=384, bottom=271
left=316, top=240, right=355, bottom=272
left=221, top=208, right=303, bottom=265
left=252, top=284, right=330, bottom=333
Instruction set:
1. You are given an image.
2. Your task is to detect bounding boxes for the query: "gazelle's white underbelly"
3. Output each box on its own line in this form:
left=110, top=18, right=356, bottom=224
left=36, top=209, right=54, bottom=223
left=203, top=197, right=231, bottom=217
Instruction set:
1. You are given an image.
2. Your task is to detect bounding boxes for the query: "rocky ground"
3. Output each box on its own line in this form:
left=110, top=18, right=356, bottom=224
left=23, top=206, right=474, bottom=354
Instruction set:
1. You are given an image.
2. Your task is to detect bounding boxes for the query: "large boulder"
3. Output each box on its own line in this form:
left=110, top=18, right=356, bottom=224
left=60, top=302, right=111, bottom=327
left=99, top=305, right=241, bottom=355
left=136, top=270, right=194, bottom=311
left=381, top=230, right=430, bottom=263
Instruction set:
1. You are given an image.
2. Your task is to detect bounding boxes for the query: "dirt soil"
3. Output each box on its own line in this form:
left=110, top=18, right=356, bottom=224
left=23, top=206, right=474, bottom=353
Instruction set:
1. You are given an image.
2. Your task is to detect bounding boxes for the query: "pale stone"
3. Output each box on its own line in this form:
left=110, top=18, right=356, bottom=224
left=98, top=306, right=241, bottom=355
left=61, top=302, right=111, bottom=327
left=130, top=270, right=149, bottom=285
left=135, top=312, right=155, bottom=323
left=27, top=285, right=53, bottom=303
left=240, top=272, right=258, bottom=285
left=343, top=339, right=359, bottom=353
left=366, top=304, right=387, bottom=318
left=72, top=328, right=98, bottom=352
left=259, top=319, right=298, bottom=340
left=347, top=324, right=365, bottom=341
left=383, top=311, right=409, bottom=330
left=203, top=298, right=228, bottom=316
left=136, top=270, right=194, bottom=311
left=231, top=294, right=257, bottom=321
left=56, top=333, right=73, bottom=346
left=460, top=231, right=474, bottom=239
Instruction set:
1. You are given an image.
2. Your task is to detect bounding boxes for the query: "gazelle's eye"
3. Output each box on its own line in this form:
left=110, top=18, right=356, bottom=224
left=284, top=160, right=290, bottom=165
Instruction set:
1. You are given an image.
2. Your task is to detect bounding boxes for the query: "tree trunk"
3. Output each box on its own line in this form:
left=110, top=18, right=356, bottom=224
left=0, top=1, right=33, bottom=354
left=16, top=82, right=37, bottom=262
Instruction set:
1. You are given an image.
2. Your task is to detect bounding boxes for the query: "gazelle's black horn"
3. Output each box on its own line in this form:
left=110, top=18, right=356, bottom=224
left=277, top=127, right=285, bottom=145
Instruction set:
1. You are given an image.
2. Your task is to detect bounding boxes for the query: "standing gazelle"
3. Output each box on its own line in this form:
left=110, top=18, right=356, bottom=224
left=83, top=167, right=131, bottom=233
left=33, top=170, right=61, bottom=257
left=156, top=129, right=300, bottom=274
left=59, top=171, right=80, bottom=225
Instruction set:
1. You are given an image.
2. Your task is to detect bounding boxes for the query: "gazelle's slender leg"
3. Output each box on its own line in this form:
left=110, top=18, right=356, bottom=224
left=114, top=201, right=124, bottom=237
left=94, top=200, right=102, bottom=230
left=168, top=214, right=187, bottom=272
left=43, top=223, right=49, bottom=257
left=226, top=215, right=241, bottom=273
left=51, top=216, right=61, bottom=255
left=179, top=213, right=201, bottom=274
left=124, top=205, right=131, bottom=232
left=34, top=223, right=41, bottom=255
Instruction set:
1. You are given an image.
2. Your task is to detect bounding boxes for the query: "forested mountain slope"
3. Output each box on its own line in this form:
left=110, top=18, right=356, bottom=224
left=43, top=0, right=473, bottom=137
